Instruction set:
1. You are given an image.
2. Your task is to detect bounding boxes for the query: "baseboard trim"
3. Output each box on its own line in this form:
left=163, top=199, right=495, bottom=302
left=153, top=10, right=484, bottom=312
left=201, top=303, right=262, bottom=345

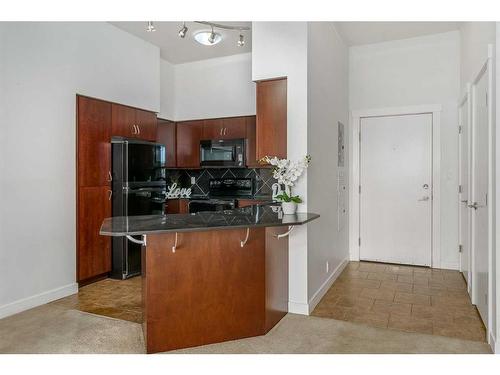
left=307, top=256, right=349, bottom=314
left=288, top=301, right=310, bottom=315
left=439, top=261, right=460, bottom=270
left=490, top=332, right=497, bottom=353
left=0, top=283, right=78, bottom=319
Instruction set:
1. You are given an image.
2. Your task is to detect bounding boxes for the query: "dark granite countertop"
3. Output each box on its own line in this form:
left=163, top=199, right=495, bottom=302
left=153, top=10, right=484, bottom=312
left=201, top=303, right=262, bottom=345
left=100, top=203, right=319, bottom=236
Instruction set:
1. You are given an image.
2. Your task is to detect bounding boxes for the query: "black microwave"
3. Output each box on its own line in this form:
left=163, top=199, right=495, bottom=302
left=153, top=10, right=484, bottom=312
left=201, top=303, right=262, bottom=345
left=200, top=139, right=245, bottom=167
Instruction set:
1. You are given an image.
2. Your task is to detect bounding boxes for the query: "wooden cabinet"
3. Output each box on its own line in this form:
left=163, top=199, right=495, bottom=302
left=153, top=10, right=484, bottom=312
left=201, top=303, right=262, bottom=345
left=176, top=120, right=204, bottom=168
left=77, top=186, right=112, bottom=281
left=256, top=78, right=287, bottom=160
left=245, top=116, right=260, bottom=168
left=77, top=96, right=113, bottom=283
left=222, top=117, right=247, bottom=139
left=165, top=199, right=189, bottom=214
left=77, top=97, right=111, bottom=187
left=112, top=104, right=157, bottom=141
left=136, top=109, right=157, bottom=142
left=156, top=118, right=177, bottom=167
left=202, top=117, right=247, bottom=140
left=111, top=104, right=136, bottom=139
left=237, top=199, right=267, bottom=208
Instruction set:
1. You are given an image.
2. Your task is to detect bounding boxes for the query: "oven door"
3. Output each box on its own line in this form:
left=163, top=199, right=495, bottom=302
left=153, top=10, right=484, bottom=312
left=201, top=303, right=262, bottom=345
left=200, top=139, right=245, bottom=167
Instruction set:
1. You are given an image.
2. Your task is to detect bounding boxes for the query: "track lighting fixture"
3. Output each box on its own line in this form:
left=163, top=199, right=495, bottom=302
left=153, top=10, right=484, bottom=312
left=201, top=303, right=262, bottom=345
left=178, top=22, right=188, bottom=38
left=146, top=21, right=156, bottom=32
left=238, top=34, right=245, bottom=47
left=208, top=26, right=216, bottom=44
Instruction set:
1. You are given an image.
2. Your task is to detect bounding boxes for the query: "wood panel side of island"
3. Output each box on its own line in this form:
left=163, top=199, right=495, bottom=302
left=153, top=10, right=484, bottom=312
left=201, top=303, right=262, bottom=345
left=142, top=228, right=266, bottom=353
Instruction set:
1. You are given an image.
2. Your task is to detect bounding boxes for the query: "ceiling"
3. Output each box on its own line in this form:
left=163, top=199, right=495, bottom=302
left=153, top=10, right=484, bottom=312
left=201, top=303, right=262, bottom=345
left=335, top=22, right=462, bottom=46
left=110, top=21, right=252, bottom=64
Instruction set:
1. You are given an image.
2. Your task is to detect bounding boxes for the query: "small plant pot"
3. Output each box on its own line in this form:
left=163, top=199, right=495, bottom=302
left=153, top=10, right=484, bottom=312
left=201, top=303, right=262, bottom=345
left=281, top=201, right=297, bottom=215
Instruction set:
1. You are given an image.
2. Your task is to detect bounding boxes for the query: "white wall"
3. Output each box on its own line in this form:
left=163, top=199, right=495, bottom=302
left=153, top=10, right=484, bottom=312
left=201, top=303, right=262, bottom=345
left=159, top=59, right=175, bottom=120
left=307, top=23, right=350, bottom=306
left=252, top=22, right=310, bottom=313
left=460, top=22, right=496, bottom=92
left=0, top=22, right=160, bottom=318
left=170, top=53, right=255, bottom=121
left=349, top=31, right=461, bottom=269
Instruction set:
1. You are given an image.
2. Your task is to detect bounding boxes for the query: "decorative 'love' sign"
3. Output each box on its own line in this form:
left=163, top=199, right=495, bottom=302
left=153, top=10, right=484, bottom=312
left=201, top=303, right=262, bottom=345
left=165, top=183, right=192, bottom=199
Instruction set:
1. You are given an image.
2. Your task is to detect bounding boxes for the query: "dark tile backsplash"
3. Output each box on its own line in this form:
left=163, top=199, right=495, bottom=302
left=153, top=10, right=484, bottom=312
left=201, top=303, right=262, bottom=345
left=164, top=168, right=275, bottom=198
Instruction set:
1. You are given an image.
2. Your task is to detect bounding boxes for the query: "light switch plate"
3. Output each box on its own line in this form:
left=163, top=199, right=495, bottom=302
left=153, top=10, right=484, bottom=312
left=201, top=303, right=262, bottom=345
left=190, top=177, right=196, bottom=185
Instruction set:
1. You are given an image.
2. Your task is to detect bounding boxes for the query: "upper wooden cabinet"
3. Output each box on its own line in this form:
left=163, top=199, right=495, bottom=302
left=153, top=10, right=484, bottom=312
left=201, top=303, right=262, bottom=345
left=111, top=104, right=136, bottom=139
left=176, top=120, right=204, bottom=168
left=245, top=116, right=260, bottom=168
left=136, top=109, right=157, bottom=142
left=77, top=96, right=111, bottom=187
left=202, top=117, right=247, bottom=140
left=157, top=118, right=177, bottom=168
left=112, top=104, right=157, bottom=142
left=256, top=78, right=287, bottom=160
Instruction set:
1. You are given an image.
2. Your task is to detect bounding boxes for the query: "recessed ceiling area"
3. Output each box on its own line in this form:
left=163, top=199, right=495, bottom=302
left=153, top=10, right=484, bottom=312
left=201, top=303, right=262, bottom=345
left=335, top=22, right=462, bottom=46
left=110, top=21, right=252, bottom=64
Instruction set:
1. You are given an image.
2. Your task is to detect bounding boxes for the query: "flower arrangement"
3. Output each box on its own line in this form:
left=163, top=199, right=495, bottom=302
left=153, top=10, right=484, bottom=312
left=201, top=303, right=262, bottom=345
left=260, top=155, right=311, bottom=208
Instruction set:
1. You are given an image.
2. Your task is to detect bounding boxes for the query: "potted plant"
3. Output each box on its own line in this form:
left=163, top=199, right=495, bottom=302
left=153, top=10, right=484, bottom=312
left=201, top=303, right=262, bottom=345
left=260, top=155, right=311, bottom=215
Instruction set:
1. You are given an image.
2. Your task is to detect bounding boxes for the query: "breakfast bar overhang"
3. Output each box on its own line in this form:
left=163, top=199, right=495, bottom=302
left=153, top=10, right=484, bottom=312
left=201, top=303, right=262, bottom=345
left=100, top=204, right=319, bottom=353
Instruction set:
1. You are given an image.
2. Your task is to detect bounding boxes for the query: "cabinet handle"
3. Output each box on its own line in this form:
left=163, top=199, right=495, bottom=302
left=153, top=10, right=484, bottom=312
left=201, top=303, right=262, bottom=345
left=220, top=128, right=223, bottom=136
left=224, top=127, right=227, bottom=136
left=108, top=190, right=113, bottom=201
left=132, top=125, right=137, bottom=134
left=137, top=125, right=141, bottom=135
left=107, top=171, right=112, bottom=182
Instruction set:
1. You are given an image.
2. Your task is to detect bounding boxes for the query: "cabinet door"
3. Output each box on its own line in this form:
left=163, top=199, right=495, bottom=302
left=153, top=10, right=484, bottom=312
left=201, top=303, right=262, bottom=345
left=136, top=109, right=158, bottom=142
left=78, top=186, right=112, bottom=281
left=222, top=117, right=247, bottom=139
left=203, top=119, right=224, bottom=140
left=256, top=78, right=287, bottom=160
left=111, top=104, right=137, bottom=138
left=77, top=96, right=111, bottom=187
left=245, top=116, right=260, bottom=168
left=176, top=120, right=204, bottom=168
left=157, top=119, right=177, bottom=167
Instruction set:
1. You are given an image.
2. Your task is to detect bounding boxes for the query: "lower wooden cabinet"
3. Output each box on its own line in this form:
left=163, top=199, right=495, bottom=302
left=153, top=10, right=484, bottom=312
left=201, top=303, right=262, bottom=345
left=237, top=199, right=268, bottom=208
left=77, top=186, right=112, bottom=282
left=165, top=199, right=189, bottom=214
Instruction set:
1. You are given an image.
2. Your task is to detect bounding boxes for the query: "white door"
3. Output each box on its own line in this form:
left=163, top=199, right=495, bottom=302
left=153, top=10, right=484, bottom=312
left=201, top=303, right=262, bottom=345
left=360, top=114, right=432, bottom=266
left=472, top=71, right=489, bottom=326
left=458, top=98, right=471, bottom=287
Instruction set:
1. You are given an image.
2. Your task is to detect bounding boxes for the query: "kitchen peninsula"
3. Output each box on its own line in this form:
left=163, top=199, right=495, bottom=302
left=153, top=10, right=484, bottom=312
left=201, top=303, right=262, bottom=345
left=100, top=203, right=319, bottom=353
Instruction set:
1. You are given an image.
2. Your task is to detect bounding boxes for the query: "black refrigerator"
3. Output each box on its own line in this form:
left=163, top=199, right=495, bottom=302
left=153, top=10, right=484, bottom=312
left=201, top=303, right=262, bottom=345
left=111, top=137, right=167, bottom=279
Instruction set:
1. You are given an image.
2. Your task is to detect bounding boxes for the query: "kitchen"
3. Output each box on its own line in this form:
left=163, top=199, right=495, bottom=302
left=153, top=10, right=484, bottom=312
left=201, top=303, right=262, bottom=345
left=73, top=22, right=318, bottom=353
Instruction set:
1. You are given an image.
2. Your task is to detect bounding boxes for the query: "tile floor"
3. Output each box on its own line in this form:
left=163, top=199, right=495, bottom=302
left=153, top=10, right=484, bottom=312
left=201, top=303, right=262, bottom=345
left=50, top=276, right=142, bottom=323
left=311, top=261, right=486, bottom=342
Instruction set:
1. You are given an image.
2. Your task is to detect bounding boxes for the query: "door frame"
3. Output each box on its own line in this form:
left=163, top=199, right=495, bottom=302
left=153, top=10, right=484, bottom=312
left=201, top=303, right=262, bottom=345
left=458, top=84, right=472, bottom=295
left=349, top=105, right=442, bottom=267
left=469, top=45, right=494, bottom=345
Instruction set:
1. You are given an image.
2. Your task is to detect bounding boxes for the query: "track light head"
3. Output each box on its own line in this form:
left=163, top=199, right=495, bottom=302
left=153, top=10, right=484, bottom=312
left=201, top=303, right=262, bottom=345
left=208, top=27, right=216, bottom=44
left=238, top=34, right=245, bottom=47
left=146, top=21, right=156, bottom=32
left=178, top=22, right=188, bottom=38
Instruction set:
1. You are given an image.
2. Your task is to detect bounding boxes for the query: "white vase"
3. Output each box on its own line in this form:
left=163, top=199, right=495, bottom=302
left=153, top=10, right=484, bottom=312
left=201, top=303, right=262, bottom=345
left=282, top=201, right=297, bottom=215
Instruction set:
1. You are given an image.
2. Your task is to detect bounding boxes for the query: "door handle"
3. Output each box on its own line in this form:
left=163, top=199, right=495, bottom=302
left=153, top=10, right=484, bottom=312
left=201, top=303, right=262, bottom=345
left=418, top=196, right=430, bottom=202
left=468, top=202, right=483, bottom=210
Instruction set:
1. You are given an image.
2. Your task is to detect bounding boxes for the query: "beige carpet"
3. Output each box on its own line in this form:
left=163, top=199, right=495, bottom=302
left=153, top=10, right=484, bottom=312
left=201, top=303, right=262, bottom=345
left=0, top=304, right=491, bottom=354
left=0, top=304, right=145, bottom=354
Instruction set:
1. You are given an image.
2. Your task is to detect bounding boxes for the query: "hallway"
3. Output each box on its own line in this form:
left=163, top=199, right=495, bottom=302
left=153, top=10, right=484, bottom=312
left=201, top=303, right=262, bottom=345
left=312, top=261, right=486, bottom=342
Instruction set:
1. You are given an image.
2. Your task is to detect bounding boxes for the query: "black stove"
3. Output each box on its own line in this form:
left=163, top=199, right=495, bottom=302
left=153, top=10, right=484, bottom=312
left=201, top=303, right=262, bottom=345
left=188, top=178, right=253, bottom=214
